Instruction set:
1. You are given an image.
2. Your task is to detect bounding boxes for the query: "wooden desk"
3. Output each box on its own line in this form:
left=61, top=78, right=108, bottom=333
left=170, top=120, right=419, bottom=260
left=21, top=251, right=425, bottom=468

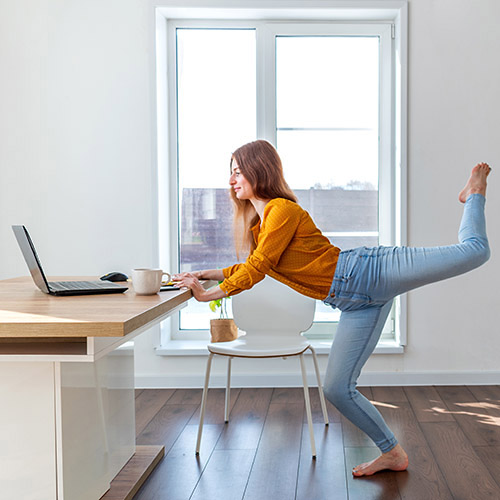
left=0, top=277, right=212, bottom=500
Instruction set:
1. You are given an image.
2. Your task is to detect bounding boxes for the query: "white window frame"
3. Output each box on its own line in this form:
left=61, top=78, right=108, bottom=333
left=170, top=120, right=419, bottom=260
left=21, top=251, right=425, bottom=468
left=154, top=1, right=408, bottom=354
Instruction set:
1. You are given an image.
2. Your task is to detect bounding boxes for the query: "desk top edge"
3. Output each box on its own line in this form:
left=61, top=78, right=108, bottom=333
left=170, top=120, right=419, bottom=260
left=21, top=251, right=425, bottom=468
left=0, top=277, right=216, bottom=338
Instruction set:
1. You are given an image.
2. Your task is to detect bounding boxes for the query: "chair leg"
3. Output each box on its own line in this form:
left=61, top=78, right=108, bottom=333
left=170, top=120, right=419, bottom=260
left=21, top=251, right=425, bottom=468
left=224, top=357, right=232, bottom=423
left=196, top=352, right=214, bottom=455
left=299, top=353, right=317, bottom=459
left=309, top=346, right=329, bottom=426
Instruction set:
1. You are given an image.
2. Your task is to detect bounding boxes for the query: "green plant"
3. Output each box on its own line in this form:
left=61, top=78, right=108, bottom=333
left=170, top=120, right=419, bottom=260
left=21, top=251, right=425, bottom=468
left=208, top=279, right=231, bottom=319
left=209, top=296, right=230, bottom=319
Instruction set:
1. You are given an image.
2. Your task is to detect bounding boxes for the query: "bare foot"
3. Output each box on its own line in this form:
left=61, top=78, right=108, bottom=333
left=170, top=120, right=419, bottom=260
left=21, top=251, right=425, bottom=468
left=352, top=443, right=408, bottom=477
left=459, top=162, right=491, bottom=203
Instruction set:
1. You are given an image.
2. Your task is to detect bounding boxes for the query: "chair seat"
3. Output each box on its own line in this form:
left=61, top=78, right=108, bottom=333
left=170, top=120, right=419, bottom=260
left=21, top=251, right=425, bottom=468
left=208, top=337, right=310, bottom=357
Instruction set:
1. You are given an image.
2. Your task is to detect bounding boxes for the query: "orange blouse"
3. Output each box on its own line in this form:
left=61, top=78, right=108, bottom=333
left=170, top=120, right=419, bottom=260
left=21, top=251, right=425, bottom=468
left=219, top=198, right=340, bottom=300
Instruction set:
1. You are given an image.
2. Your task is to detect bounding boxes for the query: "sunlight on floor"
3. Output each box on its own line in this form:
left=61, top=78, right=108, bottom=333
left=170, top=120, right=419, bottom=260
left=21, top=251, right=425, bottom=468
left=371, top=401, right=400, bottom=409
left=427, top=402, right=500, bottom=427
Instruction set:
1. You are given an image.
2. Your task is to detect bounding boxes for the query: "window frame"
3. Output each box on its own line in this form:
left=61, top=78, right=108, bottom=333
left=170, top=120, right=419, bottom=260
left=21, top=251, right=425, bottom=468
left=155, top=2, right=408, bottom=351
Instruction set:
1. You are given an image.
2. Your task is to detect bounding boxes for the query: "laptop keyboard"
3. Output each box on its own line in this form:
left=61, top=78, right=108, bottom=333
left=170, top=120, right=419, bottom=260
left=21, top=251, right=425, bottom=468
left=50, top=281, right=123, bottom=291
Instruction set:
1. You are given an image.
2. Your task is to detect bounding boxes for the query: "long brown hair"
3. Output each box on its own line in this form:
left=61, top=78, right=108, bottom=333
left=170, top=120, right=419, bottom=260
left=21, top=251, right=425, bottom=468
left=229, top=140, right=297, bottom=258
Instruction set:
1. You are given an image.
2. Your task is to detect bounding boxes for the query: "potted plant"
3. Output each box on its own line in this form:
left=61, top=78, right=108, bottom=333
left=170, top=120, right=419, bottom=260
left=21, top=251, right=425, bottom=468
left=209, top=296, right=238, bottom=342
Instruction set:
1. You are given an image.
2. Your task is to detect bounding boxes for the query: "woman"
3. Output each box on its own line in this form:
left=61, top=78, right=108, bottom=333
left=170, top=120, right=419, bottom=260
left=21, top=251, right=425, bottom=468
left=173, top=139, right=491, bottom=476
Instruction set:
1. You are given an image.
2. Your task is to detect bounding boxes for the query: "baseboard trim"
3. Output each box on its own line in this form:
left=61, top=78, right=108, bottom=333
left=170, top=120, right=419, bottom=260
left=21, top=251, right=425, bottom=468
left=135, top=370, right=500, bottom=389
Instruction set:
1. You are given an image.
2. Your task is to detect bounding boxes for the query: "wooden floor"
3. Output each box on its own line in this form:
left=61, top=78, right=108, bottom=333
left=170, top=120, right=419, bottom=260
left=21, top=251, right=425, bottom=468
left=133, top=386, right=500, bottom=500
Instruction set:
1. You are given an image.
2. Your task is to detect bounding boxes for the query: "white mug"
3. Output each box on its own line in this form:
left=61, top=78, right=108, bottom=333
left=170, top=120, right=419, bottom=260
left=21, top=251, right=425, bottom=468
left=132, top=268, right=171, bottom=295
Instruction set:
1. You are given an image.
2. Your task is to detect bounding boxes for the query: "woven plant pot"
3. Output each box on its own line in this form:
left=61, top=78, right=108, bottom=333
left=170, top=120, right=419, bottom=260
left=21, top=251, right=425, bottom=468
left=210, top=318, right=238, bottom=342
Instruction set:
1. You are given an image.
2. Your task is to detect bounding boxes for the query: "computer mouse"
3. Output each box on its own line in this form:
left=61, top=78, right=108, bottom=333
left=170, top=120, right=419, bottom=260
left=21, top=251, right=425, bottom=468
left=100, top=272, right=129, bottom=282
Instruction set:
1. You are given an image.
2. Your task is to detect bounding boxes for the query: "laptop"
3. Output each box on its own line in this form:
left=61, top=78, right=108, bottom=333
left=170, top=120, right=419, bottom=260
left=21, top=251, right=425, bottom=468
left=12, top=225, right=128, bottom=296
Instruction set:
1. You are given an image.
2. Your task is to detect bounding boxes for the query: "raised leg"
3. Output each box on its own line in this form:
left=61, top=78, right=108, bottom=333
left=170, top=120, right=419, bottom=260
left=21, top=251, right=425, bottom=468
left=381, top=165, right=491, bottom=299
left=329, top=195, right=490, bottom=312
left=459, top=162, right=490, bottom=202
left=196, top=352, right=214, bottom=455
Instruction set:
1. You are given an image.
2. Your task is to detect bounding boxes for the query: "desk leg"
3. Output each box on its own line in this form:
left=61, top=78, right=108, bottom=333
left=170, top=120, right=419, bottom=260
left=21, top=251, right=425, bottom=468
left=55, top=348, right=136, bottom=500
left=0, top=347, right=163, bottom=500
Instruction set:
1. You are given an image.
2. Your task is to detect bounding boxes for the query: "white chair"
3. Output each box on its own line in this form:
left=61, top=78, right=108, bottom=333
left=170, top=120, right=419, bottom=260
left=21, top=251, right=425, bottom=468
left=195, top=276, right=329, bottom=458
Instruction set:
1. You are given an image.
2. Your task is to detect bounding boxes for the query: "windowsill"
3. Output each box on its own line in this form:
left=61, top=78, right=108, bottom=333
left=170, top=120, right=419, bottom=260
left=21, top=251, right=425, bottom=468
left=155, top=339, right=404, bottom=356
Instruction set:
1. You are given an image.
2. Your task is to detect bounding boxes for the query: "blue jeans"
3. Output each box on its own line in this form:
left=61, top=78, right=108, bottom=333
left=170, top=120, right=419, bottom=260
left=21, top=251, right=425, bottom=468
left=322, top=194, right=490, bottom=453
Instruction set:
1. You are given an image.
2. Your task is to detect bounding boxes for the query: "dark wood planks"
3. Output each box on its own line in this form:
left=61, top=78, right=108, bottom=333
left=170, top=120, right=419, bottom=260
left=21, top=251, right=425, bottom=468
left=135, top=389, right=175, bottom=435
left=467, top=385, right=500, bottom=404
left=216, top=387, right=272, bottom=450
left=296, top=423, right=347, bottom=500
left=132, top=386, right=500, bottom=500
left=371, top=386, right=408, bottom=403
left=437, top=385, right=500, bottom=446
left=134, top=424, right=225, bottom=500
left=474, top=446, right=500, bottom=488
left=188, top=387, right=241, bottom=425
left=420, top=421, right=500, bottom=499
left=467, top=385, right=500, bottom=445
left=404, top=385, right=455, bottom=422
left=377, top=400, right=453, bottom=499
left=243, top=400, right=304, bottom=500
left=136, top=396, right=198, bottom=448
left=190, top=449, right=256, bottom=500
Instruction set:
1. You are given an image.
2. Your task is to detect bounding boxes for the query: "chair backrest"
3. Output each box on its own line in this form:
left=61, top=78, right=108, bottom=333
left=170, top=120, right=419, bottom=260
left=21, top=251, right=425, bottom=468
left=231, top=276, right=316, bottom=336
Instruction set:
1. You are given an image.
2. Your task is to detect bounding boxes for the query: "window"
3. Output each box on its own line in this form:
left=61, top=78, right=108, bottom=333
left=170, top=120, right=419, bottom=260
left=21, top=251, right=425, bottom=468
left=157, top=6, right=407, bottom=348
left=273, top=26, right=389, bottom=336
left=175, top=27, right=255, bottom=331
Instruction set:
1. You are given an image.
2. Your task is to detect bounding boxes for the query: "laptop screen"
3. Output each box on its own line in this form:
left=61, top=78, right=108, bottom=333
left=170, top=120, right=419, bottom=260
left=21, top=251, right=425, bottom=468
left=12, top=225, right=51, bottom=294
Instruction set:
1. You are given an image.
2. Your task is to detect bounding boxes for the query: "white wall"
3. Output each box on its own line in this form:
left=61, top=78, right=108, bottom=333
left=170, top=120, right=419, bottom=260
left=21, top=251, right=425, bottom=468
left=1, top=0, right=499, bottom=387
left=0, top=0, right=155, bottom=279
left=403, top=0, right=500, bottom=379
